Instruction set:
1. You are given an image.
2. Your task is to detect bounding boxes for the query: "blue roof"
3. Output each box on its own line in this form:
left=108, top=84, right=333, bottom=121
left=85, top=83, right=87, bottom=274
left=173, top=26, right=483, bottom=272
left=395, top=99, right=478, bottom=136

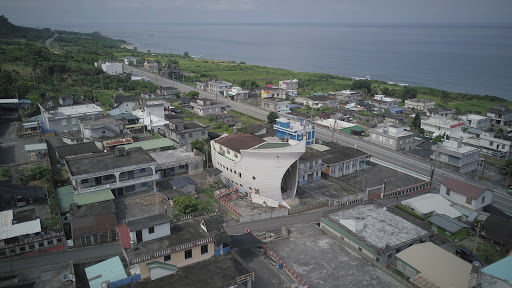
left=481, top=255, right=512, bottom=284
left=18, top=99, right=32, bottom=104
left=107, top=108, right=122, bottom=116
left=85, top=256, right=127, bottom=288
left=388, top=107, right=404, bottom=112
left=170, top=176, right=197, bottom=188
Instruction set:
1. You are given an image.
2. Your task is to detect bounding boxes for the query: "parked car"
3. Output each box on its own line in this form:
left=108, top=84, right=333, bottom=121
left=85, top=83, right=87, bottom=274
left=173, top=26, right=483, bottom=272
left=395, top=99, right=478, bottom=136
left=456, top=247, right=482, bottom=265
left=16, top=196, right=27, bottom=207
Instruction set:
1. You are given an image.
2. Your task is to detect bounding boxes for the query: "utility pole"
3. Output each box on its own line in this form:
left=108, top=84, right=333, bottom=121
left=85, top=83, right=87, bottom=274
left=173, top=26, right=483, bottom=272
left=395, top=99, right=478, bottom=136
left=473, top=222, right=480, bottom=254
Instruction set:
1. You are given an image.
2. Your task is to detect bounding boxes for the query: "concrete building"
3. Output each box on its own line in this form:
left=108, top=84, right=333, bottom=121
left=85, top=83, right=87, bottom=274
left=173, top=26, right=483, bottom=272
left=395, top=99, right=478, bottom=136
left=481, top=255, right=512, bottom=288
left=190, top=98, right=229, bottom=116
left=298, top=151, right=325, bottom=185
left=144, top=100, right=168, bottom=120
left=206, top=80, right=232, bottom=95
left=304, top=95, right=338, bottom=108
left=261, top=87, right=288, bottom=99
left=144, top=60, right=159, bottom=73
left=124, top=56, right=137, bottom=65
left=314, top=142, right=368, bottom=178
left=119, top=217, right=221, bottom=280
left=404, top=98, right=435, bottom=111
left=440, top=176, right=493, bottom=211
left=431, top=139, right=480, bottom=173
left=157, top=86, right=178, bottom=97
left=112, top=94, right=141, bottom=114
left=279, top=79, right=299, bottom=94
left=120, top=138, right=175, bottom=153
left=395, top=242, right=472, bottom=288
left=427, top=108, right=455, bottom=119
left=211, top=134, right=306, bottom=207
left=150, top=149, right=204, bottom=178
left=259, top=98, right=290, bottom=113
left=165, top=119, right=208, bottom=149
left=274, top=118, right=315, bottom=146
left=224, top=87, right=248, bottom=101
left=371, top=95, right=398, bottom=109
left=369, top=125, right=417, bottom=151
left=476, top=131, right=512, bottom=160
left=101, top=62, right=123, bottom=75
left=335, top=90, right=363, bottom=103
left=55, top=142, right=101, bottom=164
left=459, top=114, right=491, bottom=131
left=80, top=117, right=124, bottom=149
left=170, top=176, right=197, bottom=194
left=38, top=96, right=104, bottom=134
left=320, top=204, right=430, bottom=264
left=487, top=105, right=512, bottom=126
left=70, top=201, right=118, bottom=246
left=401, top=193, right=462, bottom=219
left=65, top=147, right=159, bottom=196
left=421, top=116, right=465, bottom=137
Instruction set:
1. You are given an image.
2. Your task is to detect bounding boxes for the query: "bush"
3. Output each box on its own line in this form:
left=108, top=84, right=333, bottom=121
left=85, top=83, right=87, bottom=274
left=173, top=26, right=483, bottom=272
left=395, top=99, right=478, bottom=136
left=396, top=204, right=426, bottom=221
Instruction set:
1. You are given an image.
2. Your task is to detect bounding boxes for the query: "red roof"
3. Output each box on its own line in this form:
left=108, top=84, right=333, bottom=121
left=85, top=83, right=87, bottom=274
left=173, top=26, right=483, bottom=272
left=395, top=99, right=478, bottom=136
left=215, top=134, right=265, bottom=153
left=116, top=224, right=131, bottom=249
left=266, top=84, right=275, bottom=88
left=450, top=122, right=465, bottom=128
left=441, top=177, right=487, bottom=199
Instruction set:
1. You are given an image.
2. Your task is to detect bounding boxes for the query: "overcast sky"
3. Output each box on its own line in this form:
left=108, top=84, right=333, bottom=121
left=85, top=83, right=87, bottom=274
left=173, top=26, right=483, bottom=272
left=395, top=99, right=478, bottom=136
left=1, top=0, right=511, bottom=27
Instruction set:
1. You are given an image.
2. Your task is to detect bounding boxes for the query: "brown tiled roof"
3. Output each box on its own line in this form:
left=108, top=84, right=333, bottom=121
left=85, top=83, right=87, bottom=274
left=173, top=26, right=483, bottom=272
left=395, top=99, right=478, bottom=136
left=483, top=215, right=512, bottom=248
left=441, top=177, right=487, bottom=200
left=70, top=201, right=117, bottom=238
left=214, top=134, right=265, bottom=153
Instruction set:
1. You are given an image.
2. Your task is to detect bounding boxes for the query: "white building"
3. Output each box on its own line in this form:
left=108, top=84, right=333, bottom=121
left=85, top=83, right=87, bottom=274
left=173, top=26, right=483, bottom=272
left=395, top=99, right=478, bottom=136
left=432, top=139, right=480, bottom=173
left=459, top=114, right=491, bottom=131
left=404, top=98, right=435, bottom=111
left=207, top=80, right=232, bottom=95
left=369, top=125, right=417, bottom=151
left=211, top=134, right=305, bottom=207
left=101, top=62, right=123, bottom=75
left=462, top=131, right=512, bottom=160
left=487, top=105, right=512, bottom=126
left=190, top=98, right=228, bottom=116
left=440, top=177, right=493, bottom=211
left=279, top=79, right=299, bottom=94
left=427, top=108, right=455, bottom=119
left=335, top=90, right=363, bottom=103
left=401, top=193, right=462, bottom=219
left=421, top=116, right=465, bottom=137
left=224, top=87, right=248, bottom=101
left=259, top=98, right=290, bottom=113
left=124, top=56, right=137, bottom=65
left=372, top=95, right=399, bottom=109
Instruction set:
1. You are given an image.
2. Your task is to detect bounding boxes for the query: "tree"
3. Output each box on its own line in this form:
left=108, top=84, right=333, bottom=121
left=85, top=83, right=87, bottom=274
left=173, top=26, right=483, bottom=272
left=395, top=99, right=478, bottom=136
left=265, top=80, right=273, bottom=85
left=191, top=139, right=205, bottom=152
left=398, top=86, right=418, bottom=101
left=183, top=51, right=190, bottom=58
left=174, top=92, right=180, bottom=99
left=239, top=79, right=258, bottom=90
left=185, top=90, right=199, bottom=98
left=432, top=135, right=444, bottom=144
left=267, top=111, right=278, bottom=125
left=440, top=91, right=452, bottom=106
left=351, top=79, right=372, bottom=95
left=412, top=113, right=422, bottom=130
left=173, top=196, right=198, bottom=215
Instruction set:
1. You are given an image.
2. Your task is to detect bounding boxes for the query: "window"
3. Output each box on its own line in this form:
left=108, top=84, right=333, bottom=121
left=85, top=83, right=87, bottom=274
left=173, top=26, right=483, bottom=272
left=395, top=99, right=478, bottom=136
left=61, top=119, right=67, bottom=126
left=185, top=249, right=192, bottom=259
left=148, top=226, right=155, bottom=234
left=466, top=197, right=472, bottom=205
left=189, top=133, right=193, bottom=138
left=387, top=253, right=393, bottom=259
left=446, top=189, right=451, bottom=196
left=181, top=135, right=185, bottom=139
left=19, top=246, right=25, bottom=252
left=140, top=168, right=146, bottom=173
left=29, top=244, right=35, bottom=249
left=201, top=131, right=206, bottom=136
left=252, top=176, right=256, bottom=180
left=38, top=242, right=45, bottom=248
left=164, top=255, right=171, bottom=262
left=201, top=244, right=208, bottom=255
left=57, top=238, right=63, bottom=243
left=47, top=240, right=54, bottom=245
left=481, top=196, right=486, bottom=204
left=102, top=131, right=106, bottom=134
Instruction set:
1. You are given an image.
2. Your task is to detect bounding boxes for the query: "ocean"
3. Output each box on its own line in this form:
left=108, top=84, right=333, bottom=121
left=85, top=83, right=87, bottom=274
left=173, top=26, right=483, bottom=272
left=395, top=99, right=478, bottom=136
left=48, top=22, right=512, bottom=100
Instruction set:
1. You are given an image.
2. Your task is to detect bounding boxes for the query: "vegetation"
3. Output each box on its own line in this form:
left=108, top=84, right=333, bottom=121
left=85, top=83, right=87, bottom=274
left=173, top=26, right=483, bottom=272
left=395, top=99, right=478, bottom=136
left=185, top=90, right=199, bottom=98
left=173, top=195, right=214, bottom=215
left=433, top=225, right=469, bottom=241
left=0, top=168, right=9, bottom=181
left=395, top=204, right=427, bottom=221
left=457, top=241, right=507, bottom=265
left=267, top=111, right=278, bottom=125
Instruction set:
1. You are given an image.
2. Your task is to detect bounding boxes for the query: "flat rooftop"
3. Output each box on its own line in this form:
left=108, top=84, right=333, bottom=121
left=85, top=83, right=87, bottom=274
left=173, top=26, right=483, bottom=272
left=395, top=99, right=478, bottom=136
left=149, top=149, right=203, bottom=166
left=66, top=147, right=156, bottom=176
left=269, top=223, right=404, bottom=288
left=126, top=253, right=252, bottom=288
left=328, top=204, right=429, bottom=250
left=114, top=192, right=168, bottom=224
left=56, top=104, right=103, bottom=116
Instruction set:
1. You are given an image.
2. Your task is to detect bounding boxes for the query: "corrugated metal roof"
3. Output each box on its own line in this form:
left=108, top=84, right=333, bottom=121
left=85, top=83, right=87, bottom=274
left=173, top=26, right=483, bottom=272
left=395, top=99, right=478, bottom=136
left=74, top=188, right=115, bottom=206
left=146, top=261, right=179, bottom=271
left=310, top=144, right=330, bottom=151
left=428, top=214, right=469, bottom=233
left=85, top=256, right=127, bottom=288
left=481, top=255, right=512, bottom=285
left=0, top=219, right=41, bottom=240
left=401, top=193, right=462, bottom=219
left=24, top=143, right=48, bottom=151
left=55, top=185, right=75, bottom=213
left=170, top=176, right=197, bottom=189
left=121, top=138, right=174, bottom=151
left=396, top=242, right=471, bottom=288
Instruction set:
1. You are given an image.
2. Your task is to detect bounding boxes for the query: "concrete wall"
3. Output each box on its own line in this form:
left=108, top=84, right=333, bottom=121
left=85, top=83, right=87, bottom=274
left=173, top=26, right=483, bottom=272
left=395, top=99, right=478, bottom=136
left=239, top=207, right=288, bottom=223
left=138, top=242, right=214, bottom=279
left=118, top=101, right=139, bottom=113
left=150, top=267, right=176, bottom=280
left=395, top=258, right=420, bottom=279
left=140, top=223, right=171, bottom=243
left=320, top=221, right=376, bottom=260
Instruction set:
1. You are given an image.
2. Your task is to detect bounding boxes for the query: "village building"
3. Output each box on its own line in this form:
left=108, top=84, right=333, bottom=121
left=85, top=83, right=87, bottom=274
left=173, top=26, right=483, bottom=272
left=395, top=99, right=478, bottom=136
left=440, top=176, right=493, bottom=211
left=431, top=139, right=480, bottom=173
left=369, top=125, right=417, bottom=151
left=487, top=105, right=512, bottom=126
left=274, top=118, right=315, bottom=146
left=259, top=98, right=290, bottom=113
left=190, top=98, right=229, bottom=116
left=404, top=98, right=435, bottom=111
left=459, top=114, right=491, bottom=131
left=165, top=118, right=208, bottom=149
left=279, top=79, right=299, bottom=94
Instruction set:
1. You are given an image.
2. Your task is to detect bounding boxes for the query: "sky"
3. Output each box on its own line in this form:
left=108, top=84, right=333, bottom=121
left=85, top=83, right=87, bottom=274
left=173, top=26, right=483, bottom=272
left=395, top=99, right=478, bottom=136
left=1, top=0, right=512, bottom=27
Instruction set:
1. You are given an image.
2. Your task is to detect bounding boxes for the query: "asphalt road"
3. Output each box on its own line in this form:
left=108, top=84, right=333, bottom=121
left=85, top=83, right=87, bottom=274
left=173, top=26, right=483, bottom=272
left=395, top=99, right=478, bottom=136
left=124, top=65, right=512, bottom=215
left=0, top=242, right=122, bottom=274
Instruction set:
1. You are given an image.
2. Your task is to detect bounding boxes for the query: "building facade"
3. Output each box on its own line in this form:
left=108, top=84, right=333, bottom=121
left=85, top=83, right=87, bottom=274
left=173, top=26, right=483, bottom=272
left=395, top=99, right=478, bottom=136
left=279, top=79, right=299, bottom=94
left=335, top=90, right=363, bottom=103
left=440, top=177, right=493, bottom=211
left=274, top=118, right=315, bottom=146
left=431, top=139, right=480, bottom=173
left=487, top=105, right=512, bottom=126
left=166, top=119, right=208, bottom=149
left=404, top=98, right=435, bottom=111
left=369, top=125, right=417, bottom=151
left=224, top=87, right=248, bottom=101
left=207, top=80, right=232, bottom=95
left=190, top=98, right=229, bottom=116
left=259, top=98, right=290, bottom=113
left=421, top=116, right=464, bottom=137
left=39, top=97, right=104, bottom=134
left=459, top=114, right=491, bottom=131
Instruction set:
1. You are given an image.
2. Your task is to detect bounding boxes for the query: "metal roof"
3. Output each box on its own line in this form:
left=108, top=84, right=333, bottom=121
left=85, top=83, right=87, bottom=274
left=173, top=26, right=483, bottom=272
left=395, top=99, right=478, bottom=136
left=396, top=242, right=472, bottom=288
left=428, top=214, right=469, bottom=233
left=146, top=261, right=179, bottom=271
left=0, top=218, right=41, bottom=240
left=401, top=193, right=462, bottom=219
left=85, top=256, right=127, bottom=288
left=481, top=255, right=512, bottom=285
left=121, top=138, right=174, bottom=151
left=55, top=185, right=75, bottom=213
left=74, top=188, right=115, bottom=206
left=170, top=176, right=197, bottom=189
left=24, top=143, right=48, bottom=151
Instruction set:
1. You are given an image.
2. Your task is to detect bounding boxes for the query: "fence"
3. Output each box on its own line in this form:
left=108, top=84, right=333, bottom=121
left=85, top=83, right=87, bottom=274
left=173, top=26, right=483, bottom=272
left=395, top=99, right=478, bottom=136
left=288, top=200, right=328, bottom=215
left=381, top=181, right=432, bottom=199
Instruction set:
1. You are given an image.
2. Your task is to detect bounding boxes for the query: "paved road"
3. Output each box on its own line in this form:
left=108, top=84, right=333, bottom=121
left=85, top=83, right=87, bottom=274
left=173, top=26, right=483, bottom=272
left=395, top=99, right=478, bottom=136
left=0, top=242, right=122, bottom=274
left=124, top=65, right=512, bottom=215
left=45, top=32, right=57, bottom=48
